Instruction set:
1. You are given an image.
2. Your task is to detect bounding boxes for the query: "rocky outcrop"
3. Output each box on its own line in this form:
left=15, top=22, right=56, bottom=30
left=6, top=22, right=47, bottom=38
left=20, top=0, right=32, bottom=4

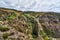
left=39, top=13, right=60, bottom=38
left=0, top=8, right=60, bottom=40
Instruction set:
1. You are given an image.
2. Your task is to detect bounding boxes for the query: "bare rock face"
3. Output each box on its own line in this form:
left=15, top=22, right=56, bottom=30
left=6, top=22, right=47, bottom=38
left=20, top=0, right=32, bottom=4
left=39, top=13, right=60, bottom=38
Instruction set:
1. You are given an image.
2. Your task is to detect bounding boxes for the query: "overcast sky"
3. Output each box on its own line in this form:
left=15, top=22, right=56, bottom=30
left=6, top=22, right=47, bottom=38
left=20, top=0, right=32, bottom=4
left=0, top=0, right=60, bottom=12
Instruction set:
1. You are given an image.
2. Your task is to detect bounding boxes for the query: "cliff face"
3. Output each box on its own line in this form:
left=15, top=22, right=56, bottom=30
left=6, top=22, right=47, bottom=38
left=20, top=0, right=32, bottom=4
left=0, top=8, right=60, bottom=40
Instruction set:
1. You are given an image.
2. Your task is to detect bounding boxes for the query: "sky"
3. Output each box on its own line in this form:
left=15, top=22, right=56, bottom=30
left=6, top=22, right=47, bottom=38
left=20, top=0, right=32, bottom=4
left=0, top=0, right=60, bottom=12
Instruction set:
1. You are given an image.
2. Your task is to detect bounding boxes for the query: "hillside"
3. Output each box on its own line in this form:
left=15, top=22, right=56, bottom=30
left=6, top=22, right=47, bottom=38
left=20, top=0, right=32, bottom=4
left=0, top=8, right=60, bottom=40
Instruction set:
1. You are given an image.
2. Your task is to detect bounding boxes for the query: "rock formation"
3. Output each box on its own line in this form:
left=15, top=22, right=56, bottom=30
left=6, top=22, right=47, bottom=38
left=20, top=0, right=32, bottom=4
left=0, top=8, right=60, bottom=40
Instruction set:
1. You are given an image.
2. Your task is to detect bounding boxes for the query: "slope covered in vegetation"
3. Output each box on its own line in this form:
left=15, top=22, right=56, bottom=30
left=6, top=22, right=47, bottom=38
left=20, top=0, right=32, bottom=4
left=0, top=8, right=60, bottom=40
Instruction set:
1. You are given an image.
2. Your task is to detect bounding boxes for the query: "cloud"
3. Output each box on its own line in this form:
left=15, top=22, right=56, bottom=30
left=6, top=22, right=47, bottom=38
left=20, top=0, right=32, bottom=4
left=0, top=0, right=60, bottom=12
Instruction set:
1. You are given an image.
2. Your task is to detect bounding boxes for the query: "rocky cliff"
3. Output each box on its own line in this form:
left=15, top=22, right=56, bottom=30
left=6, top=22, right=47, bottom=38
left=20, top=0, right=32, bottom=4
left=0, top=8, right=60, bottom=40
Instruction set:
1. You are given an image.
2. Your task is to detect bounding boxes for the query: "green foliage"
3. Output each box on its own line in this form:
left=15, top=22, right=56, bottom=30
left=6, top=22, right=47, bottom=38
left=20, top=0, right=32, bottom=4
left=6, top=12, right=17, bottom=21
left=39, top=30, right=50, bottom=40
left=3, top=32, right=8, bottom=39
left=39, top=30, right=46, bottom=37
left=42, top=25, right=55, bottom=37
left=32, top=34, right=37, bottom=38
left=0, top=13, right=2, bottom=17
left=0, top=24, right=10, bottom=32
left=0, top=27, right=10, bottom=32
